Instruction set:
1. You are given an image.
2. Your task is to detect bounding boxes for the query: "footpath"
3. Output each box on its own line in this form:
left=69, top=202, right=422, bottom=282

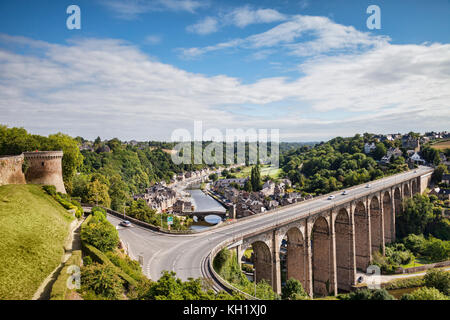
left=32, top=216, right=84, bottom=300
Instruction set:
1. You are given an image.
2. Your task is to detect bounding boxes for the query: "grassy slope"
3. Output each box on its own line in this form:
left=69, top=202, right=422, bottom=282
left=235, top=165, right=282, bottom=179
left=0, top=184, right=74, bottom=300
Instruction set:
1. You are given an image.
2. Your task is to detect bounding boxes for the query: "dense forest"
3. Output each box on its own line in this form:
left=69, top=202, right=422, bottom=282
left=280, top=134, right=409, bottom=195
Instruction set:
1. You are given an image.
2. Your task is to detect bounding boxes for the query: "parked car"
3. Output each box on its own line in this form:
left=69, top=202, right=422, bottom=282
left=120, top=220, right=132, bottom=227
left=327, top=195, right=335, bottom=200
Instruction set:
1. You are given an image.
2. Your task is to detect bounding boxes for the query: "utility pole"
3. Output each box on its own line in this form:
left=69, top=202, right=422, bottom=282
left=123, top=202, right=126, bottom=220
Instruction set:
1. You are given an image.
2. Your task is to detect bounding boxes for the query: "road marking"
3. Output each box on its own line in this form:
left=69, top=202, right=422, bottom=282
left=146, top=249, right=162, bottom=279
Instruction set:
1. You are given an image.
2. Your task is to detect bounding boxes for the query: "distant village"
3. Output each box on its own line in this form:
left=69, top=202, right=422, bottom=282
left=78, top=131, right=450, bottom=219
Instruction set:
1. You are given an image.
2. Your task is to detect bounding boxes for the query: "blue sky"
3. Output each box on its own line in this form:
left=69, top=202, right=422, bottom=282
left=0, top=0, right=449, bottom=141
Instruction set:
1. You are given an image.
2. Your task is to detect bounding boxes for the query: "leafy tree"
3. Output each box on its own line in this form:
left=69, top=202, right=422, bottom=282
left=81, top=219, right=119, bottom=252
left=108, top=174, right=129, bottom=211
left=424, top=237, right=450, bottom=261
left=372, top=143, right=387, bottom=160
left=208, top=173, right=218, bottom=181
left=341, top=288, right=394, bottom=300
left=250, top=165, right=262, bottom=191
left=86, top=179, right=111, bottom=207
left=81, top=263, right=124, bottom=299
left=140, top=271, right=237, bottom=300
left=424, top=269, right=450, bottom=295
left=213, top=248, right=230, bottom=273
left=401, top=287, right=448, bottom=300
left=396, top=194, right=434, bottom=238
left=281, top=278, right=309, bottom=300
left=244, top=179, right=252, bottom=192
left=432, top=164, right=448, bottom=184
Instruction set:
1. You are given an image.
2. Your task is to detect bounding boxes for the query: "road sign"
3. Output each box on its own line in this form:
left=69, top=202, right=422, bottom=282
left=167, top=216, right=173, bottom=225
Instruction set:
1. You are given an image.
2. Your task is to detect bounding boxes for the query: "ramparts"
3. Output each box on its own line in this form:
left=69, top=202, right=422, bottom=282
left=0, top=151, right=66, bottom=193
left=0, top=154, right=27, bottom=185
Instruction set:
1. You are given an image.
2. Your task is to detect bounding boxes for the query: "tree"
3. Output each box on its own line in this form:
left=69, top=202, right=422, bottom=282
left=281, top=278, right=309, bottom=300
left=341, top=288, right=394, bottom=300
left=250, top=165, right=262, bottom=191
left=81, top=262, right=124, bottom=299
left=424, top=269, right=450, bottom=295
left=396, top=194, right=434, bottom=238
left=244, top=179, right=252, bottom=192
left=372, top=143, right=387, bottom=160
left=432, top=164, right=448, bottom=184
left=81, top=219, right=119, bottom=252
left=402, top=287, right=448, bottom=300
left=86, top=179, right=111, bottom=207
left=108, top=174, right=129, bottom=211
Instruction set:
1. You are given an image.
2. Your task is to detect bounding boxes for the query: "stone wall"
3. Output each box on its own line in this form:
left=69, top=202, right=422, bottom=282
left=0, top=154, right=26, bottom=186
left=23, top=151, right=66, bottom=194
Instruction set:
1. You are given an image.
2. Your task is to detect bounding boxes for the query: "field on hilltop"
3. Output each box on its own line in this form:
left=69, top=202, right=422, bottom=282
left=430, top=139, right=450, bottom=151
left=0, top=184, right=74, bottom=300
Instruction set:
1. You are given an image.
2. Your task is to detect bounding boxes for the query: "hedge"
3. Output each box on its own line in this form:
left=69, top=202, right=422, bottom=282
left=50, top=250, right=82, bottom=300
left=81, top=242, right=137, bottom=288
left=80, top=210, right=137, bottom=288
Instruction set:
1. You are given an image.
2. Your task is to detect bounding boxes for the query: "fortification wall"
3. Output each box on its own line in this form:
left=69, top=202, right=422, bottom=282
left=23, top=151, right=66, bottom=194
left=0, top=154, right=27, bottom=186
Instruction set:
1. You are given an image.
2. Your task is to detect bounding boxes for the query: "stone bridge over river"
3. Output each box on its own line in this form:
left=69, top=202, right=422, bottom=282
left=107, top=166, right=433, bottom=297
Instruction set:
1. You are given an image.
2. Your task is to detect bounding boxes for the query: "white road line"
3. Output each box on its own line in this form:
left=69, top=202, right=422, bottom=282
left=146, top=249, right=162, bottom=278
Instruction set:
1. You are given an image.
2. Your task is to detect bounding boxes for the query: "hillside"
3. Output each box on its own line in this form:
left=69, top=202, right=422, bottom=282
left=0, top=185, right=74, bottom=300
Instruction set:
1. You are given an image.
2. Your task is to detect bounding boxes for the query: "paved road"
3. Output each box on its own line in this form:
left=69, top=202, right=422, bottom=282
left=108, top=166, right=433, bottom=286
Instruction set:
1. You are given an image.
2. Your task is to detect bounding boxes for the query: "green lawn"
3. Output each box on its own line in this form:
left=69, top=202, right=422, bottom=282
left=235, top=165, right=282, bottom=179
left=0, top=184, right=73, bottom=299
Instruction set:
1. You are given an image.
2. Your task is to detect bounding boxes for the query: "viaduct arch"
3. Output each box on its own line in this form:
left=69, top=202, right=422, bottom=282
left=224, top=170, right=432, bottom=298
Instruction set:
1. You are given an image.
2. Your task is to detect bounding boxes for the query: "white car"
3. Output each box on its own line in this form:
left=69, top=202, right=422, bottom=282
left=366, top=184, right=371, bottom=188
left=327, top=195, right=335, bottom=200
left=342, top=190, right=348, bottom=195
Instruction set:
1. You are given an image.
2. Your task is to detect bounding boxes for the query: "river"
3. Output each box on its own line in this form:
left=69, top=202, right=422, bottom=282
left=186, top=189, right=226, bottom=230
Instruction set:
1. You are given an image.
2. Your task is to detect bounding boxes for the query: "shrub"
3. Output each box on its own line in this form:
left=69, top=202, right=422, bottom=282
left=282, top=278, right=309, bottom=300
left=83, top=255, right=93, bottom=266
left=424, top=269, right=450, bottom=295
left=401, top=287, right=448, bottom=300
left=403, top=234, right=427, bottom=255
left=81, top=220, right=119, bottom=252
left=213, top=248, right=230, bottom=273
left=341, top=288, right=395, bottom=300
left=424, top=237, right=450, bottom=261
left=241, top=263, right=253, bottom=273
left=80, top=263, right=124, bottom=299
left=105, top=251, right=145, bottom=282
left=42, top=185, right=57, bottom=196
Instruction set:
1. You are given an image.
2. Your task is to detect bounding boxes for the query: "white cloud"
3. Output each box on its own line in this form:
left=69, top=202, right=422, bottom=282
left=144, top=35, right=162, bottom=44
left=180, top=15, right=390, bottom=58
left=223, top=6, right=287, bottom=28
left=100, top=0, right=206, bottom=19
left=0, top=33, right=449, bottom=141
left=186, top=17, right=218, bottom=35
left=186, top=5, right=287, bottom=35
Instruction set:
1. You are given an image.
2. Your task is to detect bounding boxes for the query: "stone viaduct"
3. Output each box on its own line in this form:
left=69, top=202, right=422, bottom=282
left=227, top=169, right=433, bottom=297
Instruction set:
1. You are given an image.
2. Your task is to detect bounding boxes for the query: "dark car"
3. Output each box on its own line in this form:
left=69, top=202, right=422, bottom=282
left=120, top=220, right=132, bottom=227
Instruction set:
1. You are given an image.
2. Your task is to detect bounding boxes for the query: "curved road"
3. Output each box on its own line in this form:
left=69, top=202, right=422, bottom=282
left=107, top=166, right=433, bottom=287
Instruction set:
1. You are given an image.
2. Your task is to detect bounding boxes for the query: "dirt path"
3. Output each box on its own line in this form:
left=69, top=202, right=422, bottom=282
left=32, top=217, right=84, bottom=300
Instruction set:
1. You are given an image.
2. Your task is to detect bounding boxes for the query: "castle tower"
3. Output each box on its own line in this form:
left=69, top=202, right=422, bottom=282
left=23, top=151, right=66, bottom=194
